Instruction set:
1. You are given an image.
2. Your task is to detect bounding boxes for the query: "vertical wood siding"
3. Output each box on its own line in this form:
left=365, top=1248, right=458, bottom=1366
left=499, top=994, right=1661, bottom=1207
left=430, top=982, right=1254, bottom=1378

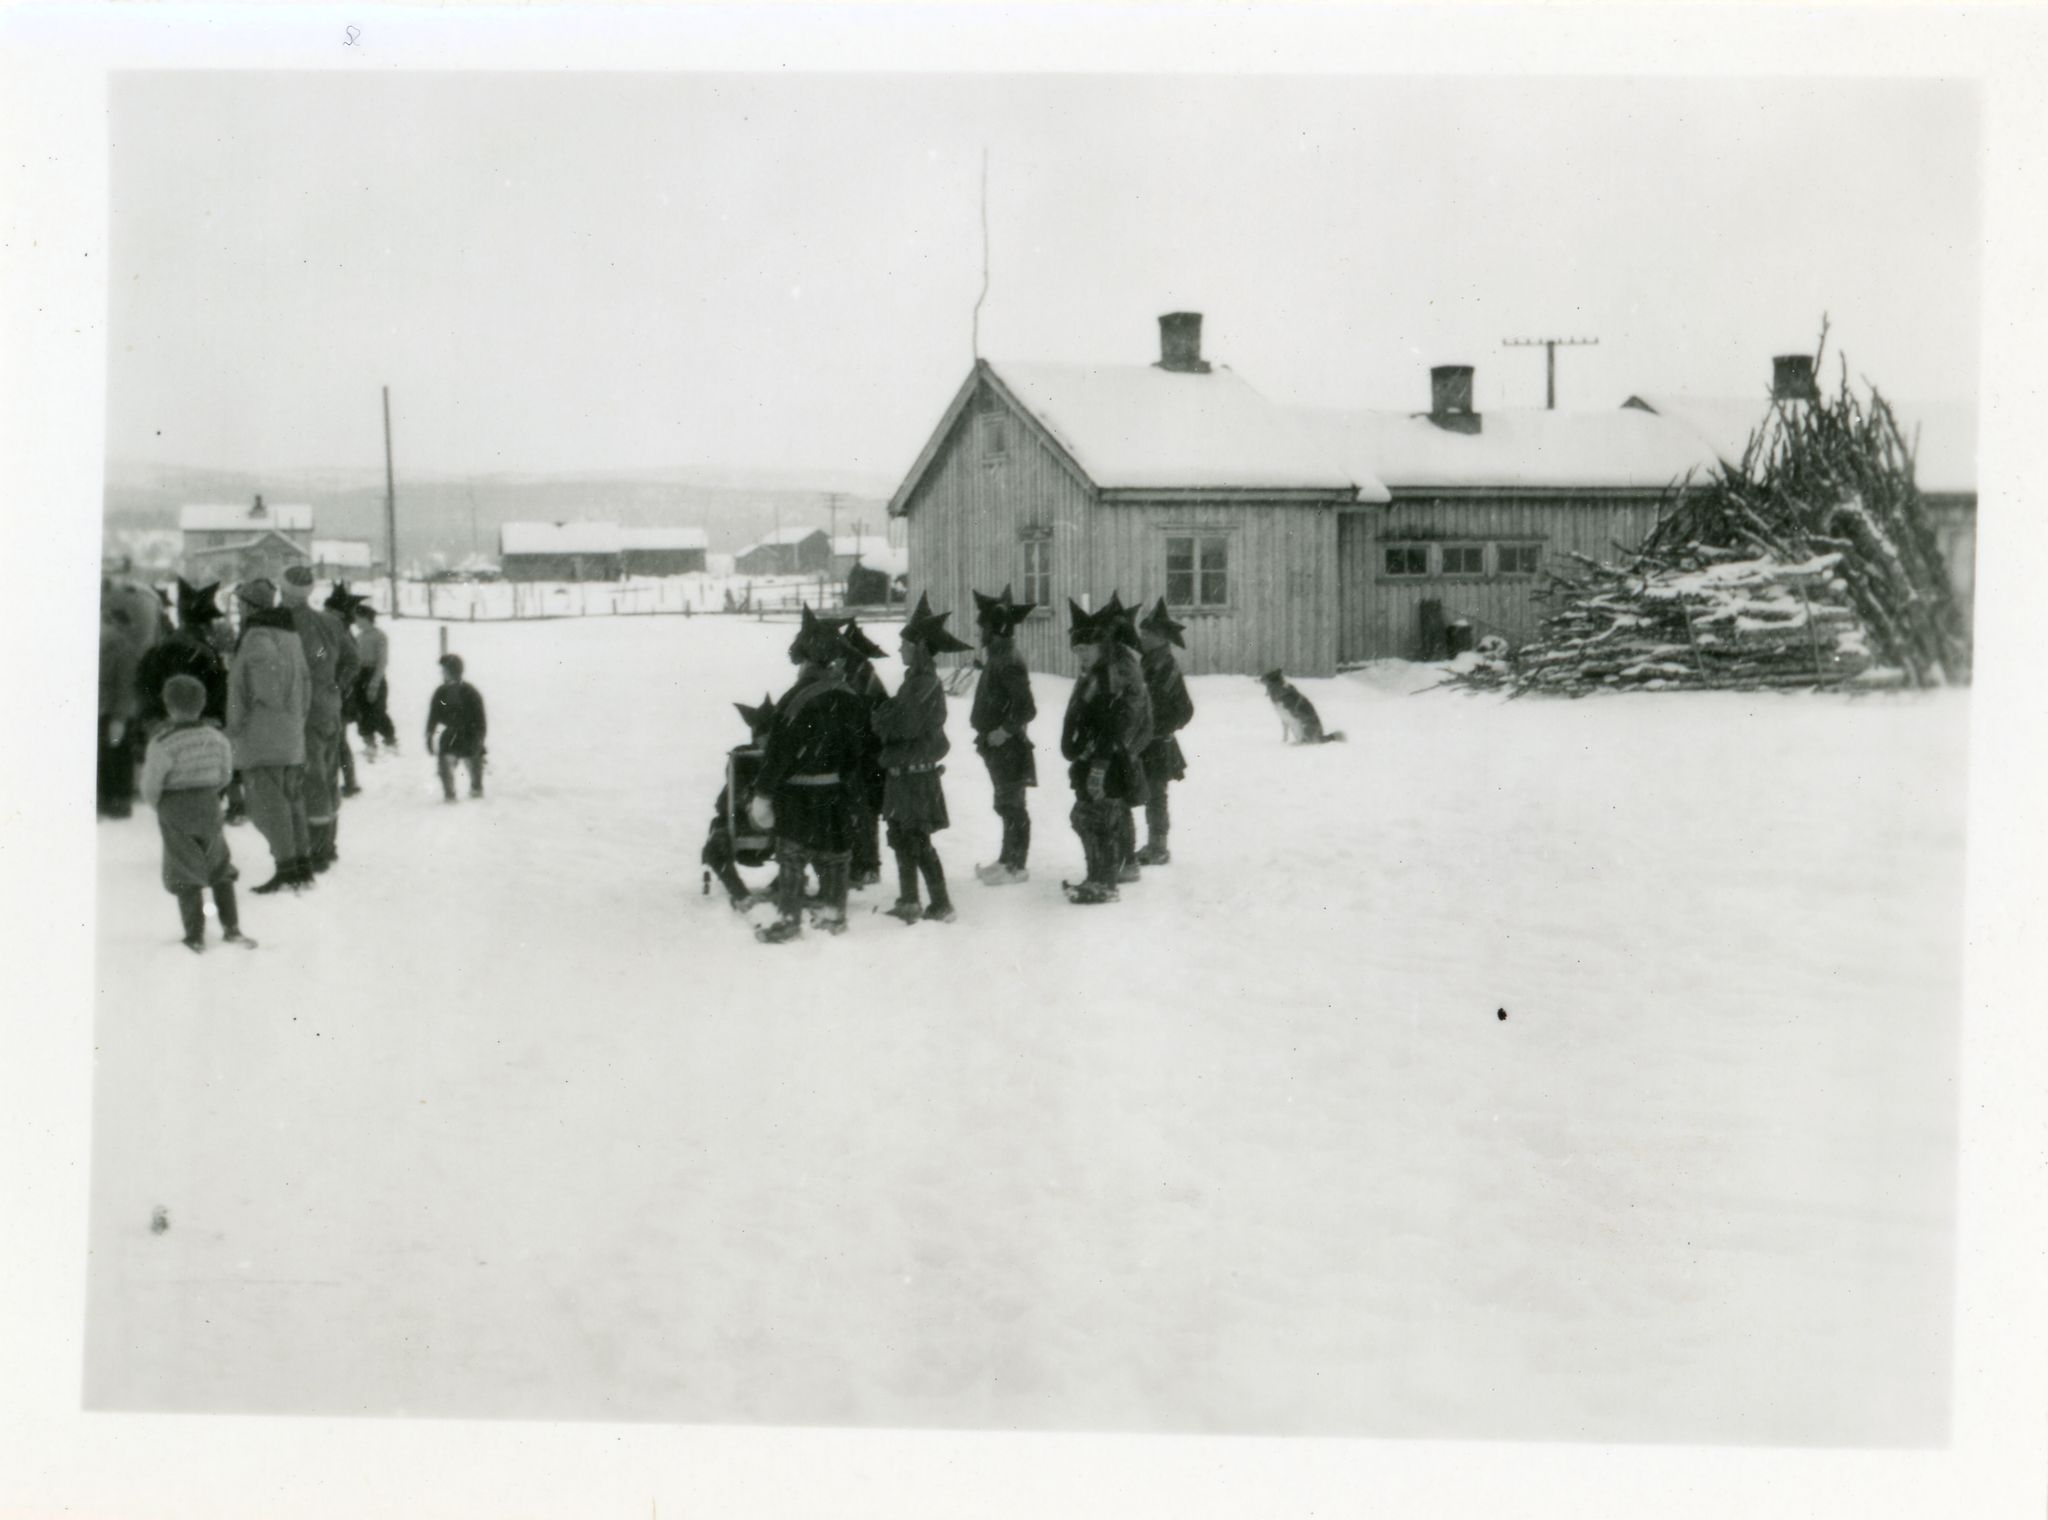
left=1337, top=493, right=1667, bottom=662
left=900, top=379, right=1339, bottom=677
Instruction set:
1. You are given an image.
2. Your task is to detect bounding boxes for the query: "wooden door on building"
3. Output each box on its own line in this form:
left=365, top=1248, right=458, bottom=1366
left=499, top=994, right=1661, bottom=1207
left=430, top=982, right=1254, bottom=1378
left=1336, top=510, right=1378, bottom=667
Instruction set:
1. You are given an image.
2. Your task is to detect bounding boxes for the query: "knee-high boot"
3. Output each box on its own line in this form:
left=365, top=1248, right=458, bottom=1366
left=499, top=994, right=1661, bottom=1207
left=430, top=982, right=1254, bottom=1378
left=1116, top=809, right=1141, bottom=883
left=176, top=887, right=206, bottom=948
left=1139, top=793, right=1171, bottom=865
left=918, top=842, right=953, bottom=920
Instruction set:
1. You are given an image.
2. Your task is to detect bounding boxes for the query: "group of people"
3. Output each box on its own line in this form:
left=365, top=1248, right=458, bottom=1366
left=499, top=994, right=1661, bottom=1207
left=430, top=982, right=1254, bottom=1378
left=704, top=585, right=1194, bottom=942
left=99, top=563, right=491, bottom=953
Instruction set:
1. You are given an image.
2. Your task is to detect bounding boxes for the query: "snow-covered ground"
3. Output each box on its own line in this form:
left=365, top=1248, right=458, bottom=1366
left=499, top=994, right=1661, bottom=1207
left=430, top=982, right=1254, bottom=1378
left=85, top=615, right=1966, bottom=1444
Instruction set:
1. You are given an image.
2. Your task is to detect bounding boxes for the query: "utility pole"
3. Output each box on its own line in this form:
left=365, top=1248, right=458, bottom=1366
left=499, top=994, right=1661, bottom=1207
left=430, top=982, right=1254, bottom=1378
left=382, top=386, right=399, bottom=616
left=1502, top=335, right=1599, bottom=410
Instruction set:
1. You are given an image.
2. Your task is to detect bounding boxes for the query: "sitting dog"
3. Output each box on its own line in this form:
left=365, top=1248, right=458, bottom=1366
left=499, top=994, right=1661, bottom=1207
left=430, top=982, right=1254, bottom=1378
left=1258, top=669, right=1345, bottom=744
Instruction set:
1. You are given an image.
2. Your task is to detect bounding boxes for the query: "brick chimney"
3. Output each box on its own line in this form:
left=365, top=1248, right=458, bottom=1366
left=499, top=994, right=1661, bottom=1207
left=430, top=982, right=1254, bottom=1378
left=1772, top=354, right=1819, bottom=403
left=1156, top=312, right=1211, bottom=374
left=1428, top=365, right=1481, bottom=434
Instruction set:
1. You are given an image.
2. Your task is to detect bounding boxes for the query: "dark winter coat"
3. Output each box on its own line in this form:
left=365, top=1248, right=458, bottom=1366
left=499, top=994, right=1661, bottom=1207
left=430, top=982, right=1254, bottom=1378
left=99, top=622, right=140, bottom=723
left=870, top=658, right=951, bottom=833
left=425, top=680, right=489, bottom=758
left=136, top=630, right=229, bottom=726
left=225, top=608, right=311, bottom=769
left=970, top=635, right=1037, bottom=790
left=1061, top=647, right=1153, bottom=805
left=1139, top=642, right=1193, bottom=785
left=284, top=601, right=362, bottom=734
left=843, top=655, right=891, bottom=808
left=756, top=665, right=870, bottom=854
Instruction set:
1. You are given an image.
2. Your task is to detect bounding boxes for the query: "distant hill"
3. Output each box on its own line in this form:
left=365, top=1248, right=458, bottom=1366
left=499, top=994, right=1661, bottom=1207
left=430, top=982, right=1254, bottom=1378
left=103, top=461, right=898, bottom=572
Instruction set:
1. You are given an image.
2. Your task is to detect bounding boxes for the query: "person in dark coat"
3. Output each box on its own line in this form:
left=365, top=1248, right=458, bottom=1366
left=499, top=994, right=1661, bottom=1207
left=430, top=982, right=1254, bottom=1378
left=1101, top=594, right=1155, bottom=886
left=279, top=565, right=361, bottom=873
left=324, top=584, right=368, bottom=798
left=136, top=579, right=231, bottom=734
left=750, top=608, right=870, bottom=943
left=98, top=601, right=143, bottom=819
left=1135, top=598, right=1195, bottom=865
left=969, top=584, right=1038, bottom=886
left=703, top=694, right=781, bottom=909
left=870, top=593, right=971, bottom=923
left=425, top=652, right=489, bottom=801
left=139, top=674, right=254, bottom=952
left=1060, top=595, right=1152, bottom=904
left=833, top=617, right=891, bottom=889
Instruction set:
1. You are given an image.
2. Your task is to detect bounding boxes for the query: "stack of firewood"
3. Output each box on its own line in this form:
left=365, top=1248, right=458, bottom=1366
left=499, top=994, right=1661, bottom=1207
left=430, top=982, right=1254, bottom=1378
left=1455, top=332, right=1969, bottom=696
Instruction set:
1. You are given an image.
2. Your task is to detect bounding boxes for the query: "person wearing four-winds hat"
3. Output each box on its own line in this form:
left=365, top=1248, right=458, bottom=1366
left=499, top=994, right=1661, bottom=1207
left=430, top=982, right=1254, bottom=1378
left=1135, top=598, right=1194, bottom=865
left=137, top=579, right=232, bottom=737
left=870, top=593, right=970, bottom=923
left=1059, top=596, right=1153, bottom=905
left=1100, top=593, right=1155, bottom=885
left=834, top=617, right=892, bottom=889
left=750, top=607, right=870, bottom=943
left=969, top=584, right=1038, bottom=886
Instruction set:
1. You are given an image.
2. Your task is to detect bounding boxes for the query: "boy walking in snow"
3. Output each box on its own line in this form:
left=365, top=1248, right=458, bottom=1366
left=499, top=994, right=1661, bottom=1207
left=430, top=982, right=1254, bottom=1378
left=871, top=593, right=970, bottom=923
left=351, top=602, right=397, bottom=757
left=1060, top=596, right=1152, bottom=905
left=425, top=652, right=489, bottom=801
left=969, top=584, right=1037, bottom=885
left=1134, top=598, right=1194, bottom=865
left=140, top=673, right=254, bottom=952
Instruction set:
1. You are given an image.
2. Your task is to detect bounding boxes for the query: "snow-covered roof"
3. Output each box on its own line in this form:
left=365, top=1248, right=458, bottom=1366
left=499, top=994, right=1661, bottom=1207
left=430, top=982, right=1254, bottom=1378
left=620, top=527, right=709, bottom=551
left=180, top=501, right=314, bottom=532
left=748, top=526, right=829, bottom=547
left=1625, top=394, right=1977, bottom=496
left=312, top=539, right=374, bottom=567
left=836, top=536, right=908, bottom=575
left=500, top=521, right=622, bottom=555
left=832, top=534, right=891, bottom=557
left=989, top=360, right=1378, bottom=497
left=1288, top=406, right=1724, bottom=492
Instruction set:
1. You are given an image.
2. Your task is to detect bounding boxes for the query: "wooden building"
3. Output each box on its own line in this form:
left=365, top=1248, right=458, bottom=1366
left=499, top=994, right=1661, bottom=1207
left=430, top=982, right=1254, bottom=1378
left=1625, top=360, right=1977, bottom=628
left=311, top=538, right=380, bottom=581
left=620, top=526, right=708, bottom=577
left=1292, top=365, right=1724, bottom=661
left=180, top=496, right=314, bottom=586
left=889, top=313, right=1383, bottom=678
left=734, top=527, right=831, bottom=577
left=498, top=521, right=622, bottom=582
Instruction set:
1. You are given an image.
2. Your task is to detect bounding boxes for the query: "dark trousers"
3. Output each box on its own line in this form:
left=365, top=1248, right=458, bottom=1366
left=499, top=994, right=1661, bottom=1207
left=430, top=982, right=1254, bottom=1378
left=437, top=738, right=484, bottom=798
left=355, top=678, right=396, bottom=746
left=992, top=782, right=1031, bottom=869
left=886, top=819, right=951, bottom=911
left=97, top=718, right=137, bottom=817
left=175, top=882, right=241, bottom=944
left=849, top=791, right=882, bottom=879
left=1069, top=795, right=1124, bottom=887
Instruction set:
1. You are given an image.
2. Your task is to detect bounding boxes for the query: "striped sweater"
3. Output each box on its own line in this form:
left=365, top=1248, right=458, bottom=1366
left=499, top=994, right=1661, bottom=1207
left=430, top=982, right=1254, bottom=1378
left=139, top=721, right=234, bottom=807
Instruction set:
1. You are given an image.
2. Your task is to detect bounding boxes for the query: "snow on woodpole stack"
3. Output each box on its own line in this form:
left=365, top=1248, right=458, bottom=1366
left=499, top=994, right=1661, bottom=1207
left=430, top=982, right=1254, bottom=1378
left=1454, top=326, right=1971, bottom=695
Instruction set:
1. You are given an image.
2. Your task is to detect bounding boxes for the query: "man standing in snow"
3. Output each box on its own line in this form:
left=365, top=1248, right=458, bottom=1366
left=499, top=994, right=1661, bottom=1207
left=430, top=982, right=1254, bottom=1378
left=871, top=593, right=971, bottom=923
left=969, top=584, right=1037, bottom=886
left=351, top=602, right=397, bottom=758
left=1134, top=598, right=1194, bottom=866
left=1059, top=596, right=1151, bottom=905
left=749, top=608, right=869, bottom=943
left=279, top=565, right=361, bottom=875
left=226, top=578, right=313, bottom=893
left=324, top=584, right=368, bottom=799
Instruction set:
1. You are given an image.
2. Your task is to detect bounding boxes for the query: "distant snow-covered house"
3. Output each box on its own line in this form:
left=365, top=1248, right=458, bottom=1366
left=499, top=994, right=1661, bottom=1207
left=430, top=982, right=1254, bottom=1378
left=180, top=495, right=314, bottom=586
left=734, top=526, right=831, bottom=577
left=620, top=526, right=708, bottom=577
left=499, top=521, right=622, bottom=582
left=311, top=538, right=380, bottom=581
left=830, top=533, right=907, bottom=581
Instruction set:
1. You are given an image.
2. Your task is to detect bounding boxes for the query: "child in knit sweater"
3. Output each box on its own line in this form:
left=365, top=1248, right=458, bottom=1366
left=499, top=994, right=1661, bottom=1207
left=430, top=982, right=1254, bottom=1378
left=139, top=674, right=255, bottom=952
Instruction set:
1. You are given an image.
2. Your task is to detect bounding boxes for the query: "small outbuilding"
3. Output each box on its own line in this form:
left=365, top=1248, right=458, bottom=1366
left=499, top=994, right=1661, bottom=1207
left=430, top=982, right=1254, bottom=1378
left=734, top=527, right=831, bottom=577
left=498, top=522, right=622, bottom=582
left=620, top=526, right=709, bottom=577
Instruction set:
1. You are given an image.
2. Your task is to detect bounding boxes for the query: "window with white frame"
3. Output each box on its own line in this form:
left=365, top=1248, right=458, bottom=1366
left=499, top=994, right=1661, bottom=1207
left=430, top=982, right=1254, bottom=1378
left=1165, top=532, right=1230, bottom=609
left=1020, top=530, right=1052, bottom=608
left=1440, top=543, right=1484, bottom=576
left=1382, top=543, right=1429, bottom=577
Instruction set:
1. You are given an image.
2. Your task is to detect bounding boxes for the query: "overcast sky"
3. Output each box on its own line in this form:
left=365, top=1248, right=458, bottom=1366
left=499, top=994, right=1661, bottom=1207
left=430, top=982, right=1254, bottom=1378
left=106, top=72, right=1978, bottom=482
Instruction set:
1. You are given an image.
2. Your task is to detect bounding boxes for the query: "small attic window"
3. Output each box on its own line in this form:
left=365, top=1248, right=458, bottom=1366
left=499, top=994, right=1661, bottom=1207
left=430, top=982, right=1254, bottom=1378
left=978, top=411, right=1010, bottom=461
